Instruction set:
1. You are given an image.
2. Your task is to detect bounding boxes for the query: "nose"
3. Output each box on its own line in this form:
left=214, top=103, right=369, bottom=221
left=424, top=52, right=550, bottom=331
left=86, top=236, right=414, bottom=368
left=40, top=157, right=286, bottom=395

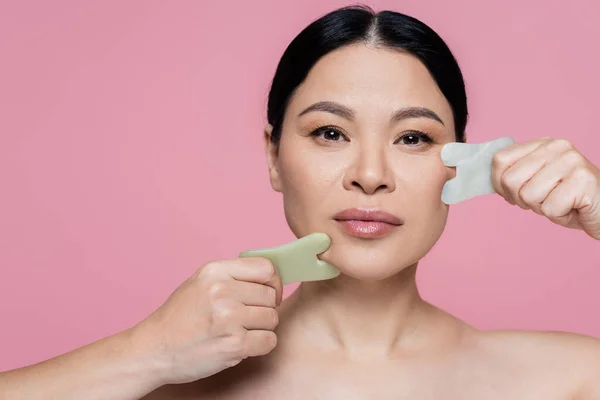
left=343, top=143, right=396, bottom=195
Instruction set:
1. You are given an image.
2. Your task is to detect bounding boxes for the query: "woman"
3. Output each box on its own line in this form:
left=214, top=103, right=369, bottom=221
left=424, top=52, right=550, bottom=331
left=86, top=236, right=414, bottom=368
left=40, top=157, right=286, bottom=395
left=2, top=5, right=599, bottom=399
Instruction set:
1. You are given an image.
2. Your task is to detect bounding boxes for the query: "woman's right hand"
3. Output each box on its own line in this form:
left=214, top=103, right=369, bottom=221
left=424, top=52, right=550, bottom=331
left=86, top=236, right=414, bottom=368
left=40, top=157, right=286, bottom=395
left=132, top=257, right=283, bottom=385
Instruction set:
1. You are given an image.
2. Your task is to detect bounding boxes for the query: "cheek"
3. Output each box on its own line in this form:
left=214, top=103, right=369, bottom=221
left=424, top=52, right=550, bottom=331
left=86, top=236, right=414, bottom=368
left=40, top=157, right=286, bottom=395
left=277, top=145, right=332, bottom=235
left=403, top=158, right=450, bottom=224
left=405, top=157, right=451, bottom=197
left=279, top=148, right=318, bottom=197
left=399, top=160, right=450, bottom=260
left=277, top=137, right=341, bottom=200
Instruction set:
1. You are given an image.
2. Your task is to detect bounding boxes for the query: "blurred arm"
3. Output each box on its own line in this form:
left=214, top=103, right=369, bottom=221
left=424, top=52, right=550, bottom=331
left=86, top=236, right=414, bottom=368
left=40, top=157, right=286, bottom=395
left=0, top=326, right=167, bottom=400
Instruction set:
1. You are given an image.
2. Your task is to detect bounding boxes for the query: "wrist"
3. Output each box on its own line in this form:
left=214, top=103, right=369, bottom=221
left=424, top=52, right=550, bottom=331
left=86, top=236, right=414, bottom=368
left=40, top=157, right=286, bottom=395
left=119, top=323, right=172, bottom=391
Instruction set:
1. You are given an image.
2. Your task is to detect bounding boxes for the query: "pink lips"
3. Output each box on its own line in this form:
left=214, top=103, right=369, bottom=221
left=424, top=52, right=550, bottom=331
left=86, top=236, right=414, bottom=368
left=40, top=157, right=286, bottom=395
left=333, top=208, right=404, bottom=239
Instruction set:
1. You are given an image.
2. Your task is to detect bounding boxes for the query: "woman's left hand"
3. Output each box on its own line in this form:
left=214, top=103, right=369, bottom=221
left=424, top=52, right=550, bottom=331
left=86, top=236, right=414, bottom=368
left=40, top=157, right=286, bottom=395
left=491, top=137, right=600, bottom=240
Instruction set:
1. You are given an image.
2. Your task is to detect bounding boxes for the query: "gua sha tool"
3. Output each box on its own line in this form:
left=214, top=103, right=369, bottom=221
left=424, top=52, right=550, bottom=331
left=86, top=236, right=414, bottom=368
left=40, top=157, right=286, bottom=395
left=441, top=137, right=516, bottom=204
left=239, top=232, right=340, bottom=285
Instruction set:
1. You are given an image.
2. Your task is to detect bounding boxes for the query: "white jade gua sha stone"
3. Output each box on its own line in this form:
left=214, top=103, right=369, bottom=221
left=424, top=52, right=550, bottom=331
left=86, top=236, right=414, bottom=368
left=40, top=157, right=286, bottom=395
left=441, top=137, right=516, bottom=204
left=239, top=232, right=340, bottom=285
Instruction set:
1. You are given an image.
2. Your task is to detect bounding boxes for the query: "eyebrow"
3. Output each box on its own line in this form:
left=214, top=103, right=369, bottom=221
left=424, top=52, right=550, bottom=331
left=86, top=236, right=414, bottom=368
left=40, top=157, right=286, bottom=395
left=297, top=101, right=445, bottom=126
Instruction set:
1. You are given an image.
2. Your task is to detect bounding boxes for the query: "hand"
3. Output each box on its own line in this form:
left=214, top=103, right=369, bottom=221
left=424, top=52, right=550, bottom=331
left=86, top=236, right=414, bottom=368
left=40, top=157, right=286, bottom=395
left=132, top=257, right=283, bottom=385
left=491, top=137, right=600, bottom=240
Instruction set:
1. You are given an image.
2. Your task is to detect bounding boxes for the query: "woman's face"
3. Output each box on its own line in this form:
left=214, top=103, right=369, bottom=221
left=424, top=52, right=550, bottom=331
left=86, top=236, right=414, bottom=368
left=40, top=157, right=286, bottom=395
left=265, top=44, right=457, bottom=281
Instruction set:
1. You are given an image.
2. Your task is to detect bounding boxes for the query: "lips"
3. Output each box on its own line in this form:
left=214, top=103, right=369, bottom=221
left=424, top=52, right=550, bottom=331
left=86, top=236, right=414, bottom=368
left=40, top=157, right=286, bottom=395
left=333, top=208, right=404, bottom=239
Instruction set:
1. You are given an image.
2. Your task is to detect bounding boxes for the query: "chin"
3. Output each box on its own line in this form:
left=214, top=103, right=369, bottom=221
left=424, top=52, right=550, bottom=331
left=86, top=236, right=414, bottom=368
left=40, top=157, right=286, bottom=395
left=320, top=244, right=416, bottom=281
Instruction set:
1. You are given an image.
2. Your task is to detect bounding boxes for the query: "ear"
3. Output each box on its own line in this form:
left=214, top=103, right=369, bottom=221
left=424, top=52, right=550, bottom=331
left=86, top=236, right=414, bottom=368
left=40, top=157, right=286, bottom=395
left=264, top=123, right=282, bottom=192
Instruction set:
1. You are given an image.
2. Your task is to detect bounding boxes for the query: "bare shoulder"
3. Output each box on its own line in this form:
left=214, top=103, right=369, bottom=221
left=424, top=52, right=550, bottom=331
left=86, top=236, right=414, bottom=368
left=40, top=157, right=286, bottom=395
left=474, top=329, right=600, bottom=399
left=480, top=329, right=600, bottom=354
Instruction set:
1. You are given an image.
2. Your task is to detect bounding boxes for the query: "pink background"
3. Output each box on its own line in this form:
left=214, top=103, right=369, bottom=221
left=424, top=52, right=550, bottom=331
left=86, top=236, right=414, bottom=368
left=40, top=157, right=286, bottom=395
left=1, top=0, right=599, bottom=371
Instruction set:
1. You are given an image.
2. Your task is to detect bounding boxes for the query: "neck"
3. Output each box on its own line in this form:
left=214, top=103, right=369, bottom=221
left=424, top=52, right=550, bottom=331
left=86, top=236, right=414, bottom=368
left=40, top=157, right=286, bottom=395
left=278, top=262, right=455, bottom=360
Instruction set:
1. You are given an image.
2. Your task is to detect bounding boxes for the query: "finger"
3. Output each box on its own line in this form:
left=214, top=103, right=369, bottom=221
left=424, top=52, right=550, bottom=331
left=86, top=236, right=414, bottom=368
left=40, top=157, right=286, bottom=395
left=492, top=137, right=553, bottom=199
left=540, top=174, right=583, bottom=229
left=227, top=257, right=281, bottom=286
left=517, top=152, right=576, bottom=214
left=224, top=258, right=283, bottom=305
left=240, top=306, right=279, bottom=331
left=230, top=280, right=278, bottom=307
left=260, top=263, right=283, bottom=307
left=244, top=330, right=277, bottom=357
left=540, top=166, right=597, bottom=229
left=500, top=140, right=566, bottom=210
left=440, top=142, right=482, bottom=167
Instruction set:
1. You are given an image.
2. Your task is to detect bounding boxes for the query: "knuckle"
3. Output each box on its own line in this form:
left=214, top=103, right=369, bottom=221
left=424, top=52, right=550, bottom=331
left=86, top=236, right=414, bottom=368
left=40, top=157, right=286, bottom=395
left=192, top=265, right=208, bottom=282
left=562, top=150, right=584, bottom=166
left=207, top=281, right=229, bottom=301
left=540, top=201, right=554, bottom=217
left=547, top=138, right=573, bottom=152
left=492, top=151, right=511, bottom=170
left=572, top=166, right=596, bottom=185
left=221, top=331, right=247, bottom=356
left=211, top=304, right=236, bottom=325
left=519, top=187, right=535, bottom=204
left=200, top=261, right=222, bottom=279
left=500, top=171, right=519, bottom=189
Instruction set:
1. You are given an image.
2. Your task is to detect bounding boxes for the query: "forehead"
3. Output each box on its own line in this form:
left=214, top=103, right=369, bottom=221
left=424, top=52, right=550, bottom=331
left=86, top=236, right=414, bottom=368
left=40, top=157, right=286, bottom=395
left=287, top=43, right=454, bottom=128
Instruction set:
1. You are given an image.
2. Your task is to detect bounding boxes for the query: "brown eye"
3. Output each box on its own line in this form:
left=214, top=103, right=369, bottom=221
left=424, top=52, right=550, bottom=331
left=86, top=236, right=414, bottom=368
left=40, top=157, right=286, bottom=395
left=310, top=126, right=346, bottom=142
left=396, top=131, right=434, bottom=146
left=402, top=135, right=420, bottom=145
left=323, top=130, right=342, bottom=141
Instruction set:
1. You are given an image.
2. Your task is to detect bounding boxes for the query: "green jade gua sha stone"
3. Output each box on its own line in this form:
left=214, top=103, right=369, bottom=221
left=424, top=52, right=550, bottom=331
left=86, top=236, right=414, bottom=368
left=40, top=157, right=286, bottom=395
left=441, top=136, right=516, bottom=204
left=239, top=232, right=340, bottom=285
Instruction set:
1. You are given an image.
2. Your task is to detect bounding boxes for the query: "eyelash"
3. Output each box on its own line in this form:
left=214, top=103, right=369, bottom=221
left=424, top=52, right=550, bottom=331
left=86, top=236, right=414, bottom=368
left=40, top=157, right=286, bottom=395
left=308, top=125, right=434, bottom=145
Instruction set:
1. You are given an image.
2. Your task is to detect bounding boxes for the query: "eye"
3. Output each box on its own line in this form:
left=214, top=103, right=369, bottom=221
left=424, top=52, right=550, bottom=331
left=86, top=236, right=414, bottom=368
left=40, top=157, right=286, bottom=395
left=396, top=131, right=434, bottom=146
left=309, top=126, right=347, bottom=142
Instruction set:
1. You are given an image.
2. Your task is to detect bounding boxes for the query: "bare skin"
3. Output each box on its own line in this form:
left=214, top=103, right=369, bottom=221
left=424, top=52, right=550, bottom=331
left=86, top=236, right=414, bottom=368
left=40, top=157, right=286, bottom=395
left=143, top=267, right=599, bottom=400
left=144, top=42, right=600, bottom=399
left=1, top=41, right=598, bottom=400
